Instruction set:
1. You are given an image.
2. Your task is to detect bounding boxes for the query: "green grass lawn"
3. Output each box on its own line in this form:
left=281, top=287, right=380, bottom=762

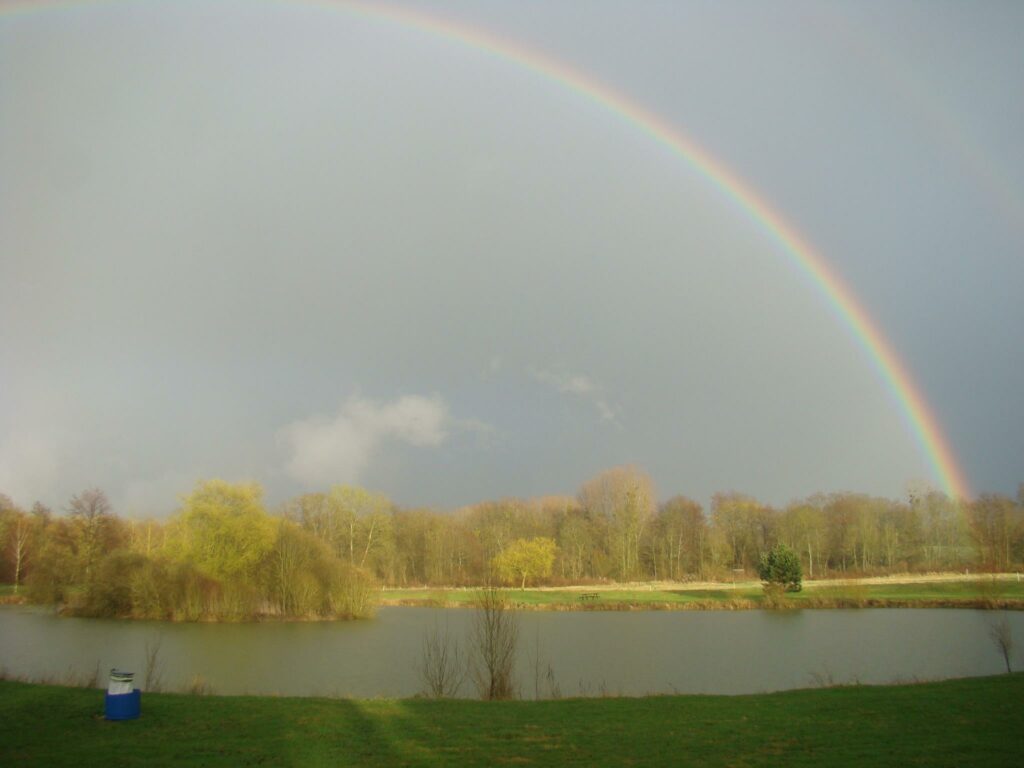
left=822, top=580, right=1024, bottom=601
left=1, top=674, right=1021, bottom=766
left=382, top=587, right=731, bottom=607
left=382, top=579, right=1024, bottom=609
left=382, top=586, right=760, bottom=607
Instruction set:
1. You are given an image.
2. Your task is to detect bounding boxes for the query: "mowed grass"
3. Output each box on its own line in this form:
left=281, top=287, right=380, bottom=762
left=810, top=580, right=1024, bottom=602
left=382, top=587, right=728, bottom=607
left=381, top=586, right=759, bottom=607
left=382, top=578, right=1024, bottom=609
left=1, top=675, right=1022, bottom=766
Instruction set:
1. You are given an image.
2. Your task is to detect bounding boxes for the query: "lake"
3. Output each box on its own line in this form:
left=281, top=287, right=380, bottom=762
left=1, top=606, right=1019, bottom=698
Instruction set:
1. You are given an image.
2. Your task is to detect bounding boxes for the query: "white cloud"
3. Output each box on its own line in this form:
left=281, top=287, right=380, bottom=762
left=592, top=398, right=618, bottom=424
left=529, top=368, right=619, bottom=424
left=456, top=417, right=496, bottom=435
left=281, top=394, right=449, bottom=487
left=560, top=375, right=596, bottom=396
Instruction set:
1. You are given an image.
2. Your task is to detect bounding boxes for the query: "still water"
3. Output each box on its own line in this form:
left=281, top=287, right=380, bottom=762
left=1, top=606, right=1019, bottom=698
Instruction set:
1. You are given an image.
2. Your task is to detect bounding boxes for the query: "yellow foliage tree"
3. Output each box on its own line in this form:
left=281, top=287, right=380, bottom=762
left=168, top=479, right=276, bottom=582
left=492, top=537, right=557, bottom=589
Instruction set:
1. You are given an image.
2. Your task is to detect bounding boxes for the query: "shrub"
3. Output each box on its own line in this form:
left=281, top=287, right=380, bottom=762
left=758, top=544, right=802, bottom=593
left=331, top=564, right=377, bottom=619
left=80, top=550, right=148, bottom=617
left=24, top=542, right=76, bottom=605
left=130, top=558, right=174, bottom=619
left=471, top=588, right=519, bottom=700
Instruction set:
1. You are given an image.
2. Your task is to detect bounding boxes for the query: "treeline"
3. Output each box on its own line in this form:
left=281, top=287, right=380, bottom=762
left=0, top=481, right=375, bottom=620
left=2, top=467, right=1023, bottom=615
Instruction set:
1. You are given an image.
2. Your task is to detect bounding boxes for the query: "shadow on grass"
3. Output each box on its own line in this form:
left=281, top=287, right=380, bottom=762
left=290, top=698, right=431, bottom=767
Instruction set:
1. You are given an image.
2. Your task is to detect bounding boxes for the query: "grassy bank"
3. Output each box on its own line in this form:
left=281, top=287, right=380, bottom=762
left=0, top=584, right=24, bottom=605
left=381, top=578, right=1024, bottom=611
left=7, top=577, right=1024, bottom=616
left=1, top=675, right=1022, bottom=766
left=6, top=578, right=1024, bottom=617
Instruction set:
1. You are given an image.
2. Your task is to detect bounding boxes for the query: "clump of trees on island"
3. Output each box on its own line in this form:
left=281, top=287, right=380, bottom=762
left=1, top=466, right=1022, bottom=620
left=0, top=481, right=375, bottom=620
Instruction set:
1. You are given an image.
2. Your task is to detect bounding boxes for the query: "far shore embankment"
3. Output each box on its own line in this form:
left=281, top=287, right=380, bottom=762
left=379, top=572, right=1024, bottom=611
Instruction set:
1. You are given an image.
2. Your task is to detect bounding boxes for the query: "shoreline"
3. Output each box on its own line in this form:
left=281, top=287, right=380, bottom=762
left=380, top=596, right=1024, bottom=611
left=5, top=573, right=1022, bottom=620
left=380, top=572, right=1024, bottom=611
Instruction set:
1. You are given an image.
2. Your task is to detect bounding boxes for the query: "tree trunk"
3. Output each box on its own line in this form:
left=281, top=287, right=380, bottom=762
left=360, top=517, right=377, bottom=568
left=14, top=542, right=22, bottom=593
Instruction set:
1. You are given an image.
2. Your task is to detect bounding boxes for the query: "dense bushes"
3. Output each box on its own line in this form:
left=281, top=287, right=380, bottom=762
left=18, top=482, right=379, bottom=621
left=266, top=522, right=376, bottom=618
left=78, top=550, right=148, bottom=617
left=32, top=542, right=378, bottom=621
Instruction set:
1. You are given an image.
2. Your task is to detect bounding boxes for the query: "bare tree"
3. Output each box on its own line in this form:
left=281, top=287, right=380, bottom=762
left=143, top=634, right=164, bottom=692
left=470, top=588, right=519, bottom=700
left=989, top=617, right=1014, bottom=674
left=68, top=488, right=112, bottom=520
left=68, top=488, right=112, bottom=581
left=417, top=620, right=467, bottom=698
left=578, top=466, right=655, bottom=580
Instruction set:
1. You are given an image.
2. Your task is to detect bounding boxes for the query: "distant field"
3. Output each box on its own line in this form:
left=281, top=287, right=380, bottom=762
left=381, top=577, right=1024, bottom=609
left=1, top=674, right=1021, bottom=766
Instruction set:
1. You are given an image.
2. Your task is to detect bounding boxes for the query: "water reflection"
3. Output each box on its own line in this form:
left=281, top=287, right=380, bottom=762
left=1, top=606, right=1018, bottom=697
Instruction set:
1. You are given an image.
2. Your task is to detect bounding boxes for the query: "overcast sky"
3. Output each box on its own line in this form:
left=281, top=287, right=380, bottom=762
left=2, top=0, right=1022, bottom=515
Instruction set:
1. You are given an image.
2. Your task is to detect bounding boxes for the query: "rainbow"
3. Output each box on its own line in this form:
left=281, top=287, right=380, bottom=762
left=0, top=0, right=971, bottom=499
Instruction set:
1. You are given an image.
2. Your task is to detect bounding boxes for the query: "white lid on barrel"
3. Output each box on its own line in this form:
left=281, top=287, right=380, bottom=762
left=108, top=668, right=134, bottom=695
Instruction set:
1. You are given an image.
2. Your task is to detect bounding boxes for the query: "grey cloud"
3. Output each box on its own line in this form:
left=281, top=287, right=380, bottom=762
left=1, top=2, right=1020, bottom=508
left=0, top=430, right=62, bottom=508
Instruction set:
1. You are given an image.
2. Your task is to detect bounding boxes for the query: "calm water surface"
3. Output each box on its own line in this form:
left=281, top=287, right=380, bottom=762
left=1, top=606, right=1019, bottom=697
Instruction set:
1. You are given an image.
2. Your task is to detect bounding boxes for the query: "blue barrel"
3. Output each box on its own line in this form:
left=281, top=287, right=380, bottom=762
left=105, top=688, right=141, bottom=720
